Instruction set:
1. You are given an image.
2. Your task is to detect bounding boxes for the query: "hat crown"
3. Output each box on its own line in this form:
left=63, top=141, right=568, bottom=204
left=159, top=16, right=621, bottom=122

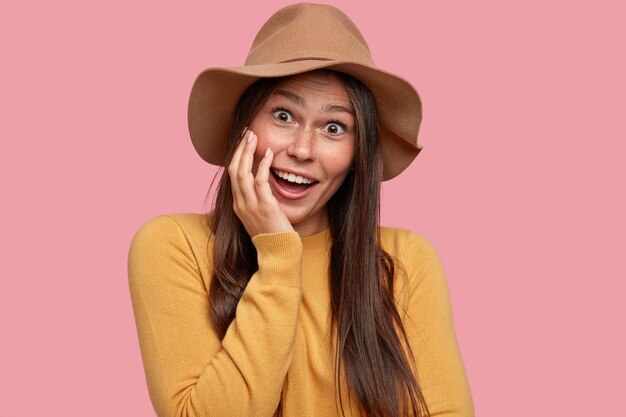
left=245, top=3, right=374, bottom=66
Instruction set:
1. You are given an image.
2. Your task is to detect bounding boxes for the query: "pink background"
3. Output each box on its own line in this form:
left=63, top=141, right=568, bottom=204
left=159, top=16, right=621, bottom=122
left=1, top=0, right=624, bottom=415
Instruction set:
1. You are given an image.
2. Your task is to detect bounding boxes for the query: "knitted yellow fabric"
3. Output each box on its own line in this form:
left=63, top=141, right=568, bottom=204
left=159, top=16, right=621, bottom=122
left=128, top=213, right=473, bottom=416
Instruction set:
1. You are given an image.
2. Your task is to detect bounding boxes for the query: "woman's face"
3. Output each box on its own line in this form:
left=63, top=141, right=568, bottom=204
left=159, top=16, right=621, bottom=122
left=249, top=71, right=356, bottom=237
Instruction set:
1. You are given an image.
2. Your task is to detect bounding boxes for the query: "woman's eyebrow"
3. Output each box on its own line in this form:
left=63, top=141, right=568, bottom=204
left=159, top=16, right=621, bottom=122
left=321, top=104, right=354, bottom=115
left=273, top=90, right=354, bottom=115
left=274, top=90, right=305, bottom=106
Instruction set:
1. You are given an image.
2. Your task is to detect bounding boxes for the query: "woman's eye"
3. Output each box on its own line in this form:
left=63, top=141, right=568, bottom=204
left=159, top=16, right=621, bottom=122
left=272, top=109, right=293, bottom=123
left=324, top=123, right=345, bottom=136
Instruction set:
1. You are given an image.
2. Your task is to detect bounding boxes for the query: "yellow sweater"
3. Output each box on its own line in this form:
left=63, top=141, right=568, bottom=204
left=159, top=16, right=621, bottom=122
left=128, top=213, right=474, bottom=417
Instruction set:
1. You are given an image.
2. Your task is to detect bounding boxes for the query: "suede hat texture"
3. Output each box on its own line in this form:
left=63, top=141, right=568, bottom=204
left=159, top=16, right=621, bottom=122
left=188, top=2, right=423, bottom=180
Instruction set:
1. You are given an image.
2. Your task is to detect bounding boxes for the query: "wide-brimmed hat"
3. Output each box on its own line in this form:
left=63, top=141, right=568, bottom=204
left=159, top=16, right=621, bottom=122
left=188, top=2, right=423, bottom=180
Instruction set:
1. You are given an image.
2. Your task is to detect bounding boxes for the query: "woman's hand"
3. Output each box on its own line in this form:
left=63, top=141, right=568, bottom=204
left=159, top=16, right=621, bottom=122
left=229, top=129, right=294, bottom=237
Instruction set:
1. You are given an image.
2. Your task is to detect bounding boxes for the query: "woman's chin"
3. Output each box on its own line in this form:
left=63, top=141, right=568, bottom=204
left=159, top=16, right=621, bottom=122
left=282, top=207, right=328, bottom=235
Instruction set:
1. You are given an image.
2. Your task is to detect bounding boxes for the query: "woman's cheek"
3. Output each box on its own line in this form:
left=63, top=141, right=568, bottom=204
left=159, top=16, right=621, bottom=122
left=255, top=130, right=276, bottom=157
left=324, top=143, right=355, bottom=173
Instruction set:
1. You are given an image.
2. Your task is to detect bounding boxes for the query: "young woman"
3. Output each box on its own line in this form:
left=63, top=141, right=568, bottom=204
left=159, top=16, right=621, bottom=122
left=128, top=4, right=473, bottom=417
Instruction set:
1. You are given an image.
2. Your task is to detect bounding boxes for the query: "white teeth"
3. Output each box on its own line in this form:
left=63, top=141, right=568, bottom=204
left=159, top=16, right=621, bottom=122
left=273, top=169, right=314, bottom=185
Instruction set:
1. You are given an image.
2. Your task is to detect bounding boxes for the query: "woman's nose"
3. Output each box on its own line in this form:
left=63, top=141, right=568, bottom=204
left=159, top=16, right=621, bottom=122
left=286, top=127, right=315, bottom=161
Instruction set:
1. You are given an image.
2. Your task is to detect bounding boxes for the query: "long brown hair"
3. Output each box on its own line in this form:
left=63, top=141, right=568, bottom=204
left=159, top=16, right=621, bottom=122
left=206, top=70, right=429, bottom=417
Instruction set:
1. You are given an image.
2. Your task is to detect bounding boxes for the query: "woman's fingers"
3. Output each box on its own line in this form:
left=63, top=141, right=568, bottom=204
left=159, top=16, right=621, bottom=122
left=228, top=129, right=250, bottom=210
left=253, top=145, right=292, bottom=233
left=237, top=130, right=258, bottom=205
left=255, top=147, right=274, bottom=203
left=229, top=129, right=294, bottom=236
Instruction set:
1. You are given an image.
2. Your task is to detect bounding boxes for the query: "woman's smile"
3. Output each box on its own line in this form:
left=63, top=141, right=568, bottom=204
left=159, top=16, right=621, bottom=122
left=249, top=71, right=356, bottom=236
left=269, top=167, right=319, bottom=199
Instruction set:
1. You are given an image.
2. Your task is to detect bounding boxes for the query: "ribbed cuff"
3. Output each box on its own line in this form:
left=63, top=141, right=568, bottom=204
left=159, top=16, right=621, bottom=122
left=251, top=232, right=303, bottom=287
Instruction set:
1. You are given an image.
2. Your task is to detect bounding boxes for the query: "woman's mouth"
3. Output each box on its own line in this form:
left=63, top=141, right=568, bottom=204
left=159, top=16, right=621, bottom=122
left=270, top=168, right=319, bottom=199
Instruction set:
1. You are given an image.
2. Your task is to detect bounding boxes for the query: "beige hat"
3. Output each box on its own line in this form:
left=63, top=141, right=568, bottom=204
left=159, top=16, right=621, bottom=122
left=188, top=2, right=423, bottom=180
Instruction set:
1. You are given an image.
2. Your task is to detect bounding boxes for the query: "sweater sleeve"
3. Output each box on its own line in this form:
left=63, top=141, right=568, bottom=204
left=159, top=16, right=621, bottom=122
left=127, top=215, right=302, bottom=417
left=400, top=233, right=474, bottom=417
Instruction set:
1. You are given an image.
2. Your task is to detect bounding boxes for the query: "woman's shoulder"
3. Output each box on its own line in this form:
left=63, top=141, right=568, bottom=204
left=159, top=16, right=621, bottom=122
left=128, top=213, right=215, bottom=288
left=128, top=213, right=214, bottom=267
left=380, top=227, right=447, bottom=307
left=131, top=213, right=212, bottom=242
left=380, top=226, right=444, bottom=278
left=380, top=226, right=438, bottom=258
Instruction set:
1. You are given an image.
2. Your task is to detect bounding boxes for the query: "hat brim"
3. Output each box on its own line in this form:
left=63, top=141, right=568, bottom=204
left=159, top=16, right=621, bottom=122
left=188, top=59, right=422, bottom=180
